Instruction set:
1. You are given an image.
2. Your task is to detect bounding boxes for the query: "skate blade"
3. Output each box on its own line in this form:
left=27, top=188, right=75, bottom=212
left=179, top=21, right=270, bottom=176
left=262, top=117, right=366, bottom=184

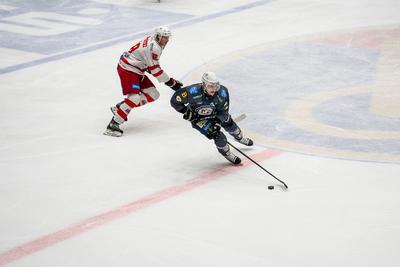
left=103, top=129, right=122, bottom=137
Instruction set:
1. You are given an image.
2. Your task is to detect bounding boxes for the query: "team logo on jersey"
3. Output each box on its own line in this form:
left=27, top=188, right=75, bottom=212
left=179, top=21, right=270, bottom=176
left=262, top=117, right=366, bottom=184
left=189, top=86, right=198, bottom=95
left=195, top=105, right=214, bottom=115
left=181, top=91, right=188, bottom=98
left=152, top=53, right=158, bottom=60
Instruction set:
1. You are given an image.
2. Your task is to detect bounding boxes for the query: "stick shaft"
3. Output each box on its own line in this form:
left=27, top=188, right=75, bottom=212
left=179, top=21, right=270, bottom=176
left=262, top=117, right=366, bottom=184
left=227, top=141, right=288, bottom=189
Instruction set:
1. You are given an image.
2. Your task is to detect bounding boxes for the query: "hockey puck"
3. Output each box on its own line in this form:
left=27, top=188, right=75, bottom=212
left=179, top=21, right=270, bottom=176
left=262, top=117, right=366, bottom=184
left=268, top=185, right=274, bottom=190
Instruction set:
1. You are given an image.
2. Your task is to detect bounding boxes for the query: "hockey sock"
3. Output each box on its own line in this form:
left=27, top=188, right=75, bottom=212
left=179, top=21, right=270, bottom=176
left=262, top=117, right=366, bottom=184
left=113, top=98, right=139, bottom=124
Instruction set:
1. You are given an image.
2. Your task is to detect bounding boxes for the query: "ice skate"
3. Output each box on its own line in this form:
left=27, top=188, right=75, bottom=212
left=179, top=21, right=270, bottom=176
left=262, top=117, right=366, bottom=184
left=104, top=119, right=123, bottom=137
left=236, top=136, right=253, bottom=146
left=223, top=151, right=241, bottom=165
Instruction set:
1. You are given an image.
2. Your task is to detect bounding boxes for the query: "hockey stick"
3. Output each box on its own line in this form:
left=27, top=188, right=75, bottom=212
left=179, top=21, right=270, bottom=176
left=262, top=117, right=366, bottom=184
left=196, top=113, right=246, bottom=123
left=227, top=140, right=289, bottom=189
left=233, top=113, right=247, bottom=123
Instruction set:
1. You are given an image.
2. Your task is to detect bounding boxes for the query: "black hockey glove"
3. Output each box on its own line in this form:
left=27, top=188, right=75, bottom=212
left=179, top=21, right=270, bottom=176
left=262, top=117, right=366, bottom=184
left=165, top=78, right=183, bottom=91
left=205, top=123, right=221, bottom=140
left=183, top=108, right=197, bottom=122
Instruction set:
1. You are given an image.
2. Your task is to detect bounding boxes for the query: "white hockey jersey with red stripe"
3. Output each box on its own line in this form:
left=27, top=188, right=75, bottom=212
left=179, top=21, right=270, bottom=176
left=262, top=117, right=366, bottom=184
left=118, top=35, right=170, bottom=83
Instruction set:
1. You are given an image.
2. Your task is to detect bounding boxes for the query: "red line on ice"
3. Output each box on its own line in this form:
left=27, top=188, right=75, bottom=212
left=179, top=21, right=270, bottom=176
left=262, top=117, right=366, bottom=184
left=0, top=149, right=281, bottom=266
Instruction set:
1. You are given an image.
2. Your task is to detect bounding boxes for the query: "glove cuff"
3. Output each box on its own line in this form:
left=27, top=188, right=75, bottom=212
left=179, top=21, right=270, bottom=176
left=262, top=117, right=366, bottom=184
left=179, top=106, right=188, bottom=114
left=165, top=78, right=175, bottom=86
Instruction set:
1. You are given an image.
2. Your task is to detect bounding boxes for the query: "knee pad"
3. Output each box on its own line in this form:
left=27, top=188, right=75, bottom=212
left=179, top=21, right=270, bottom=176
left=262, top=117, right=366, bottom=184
left=222, top=120, right=238, bottom=134
left=142, top=87, right=160, bottom=102
left=230, top=128, right=241, bottom=135
left=221, top=116, right=234, bottom=128
left=127, top=93, right=141, bottom=106
left=138, top=94, right=147, bottom=106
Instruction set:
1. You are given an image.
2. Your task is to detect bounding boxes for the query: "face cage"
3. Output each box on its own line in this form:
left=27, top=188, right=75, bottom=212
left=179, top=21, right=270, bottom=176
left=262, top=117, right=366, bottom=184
left=155, top=34, right=171, bottom=48
left=203, top=81, right=221, bottom=93
left=156, top=33, right=171, bottom=40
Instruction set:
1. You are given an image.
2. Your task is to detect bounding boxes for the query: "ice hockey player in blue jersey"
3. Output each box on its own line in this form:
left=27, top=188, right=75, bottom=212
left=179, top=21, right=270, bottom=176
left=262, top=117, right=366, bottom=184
left=170, top=71, right=253, bottom=165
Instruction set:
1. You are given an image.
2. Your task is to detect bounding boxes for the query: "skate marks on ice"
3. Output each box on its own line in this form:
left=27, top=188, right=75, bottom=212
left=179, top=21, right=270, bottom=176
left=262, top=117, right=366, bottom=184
left=0, top=148, right=281, bottom=267
left=186, top=25, right=400, bottom=163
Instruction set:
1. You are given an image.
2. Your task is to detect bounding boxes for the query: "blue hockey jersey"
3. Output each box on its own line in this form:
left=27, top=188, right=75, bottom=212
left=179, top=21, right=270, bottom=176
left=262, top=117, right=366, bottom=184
left=170, top=83, right=231, bottom=123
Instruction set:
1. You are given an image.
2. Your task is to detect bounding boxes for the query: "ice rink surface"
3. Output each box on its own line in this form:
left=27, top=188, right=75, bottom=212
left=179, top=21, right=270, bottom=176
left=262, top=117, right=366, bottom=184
left=1, top=0, right=400, bottom=266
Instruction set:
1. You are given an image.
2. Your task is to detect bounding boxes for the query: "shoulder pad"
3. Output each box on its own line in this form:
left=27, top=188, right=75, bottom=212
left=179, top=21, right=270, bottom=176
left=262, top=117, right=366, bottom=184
left=218, top=88, right=228, bottom=98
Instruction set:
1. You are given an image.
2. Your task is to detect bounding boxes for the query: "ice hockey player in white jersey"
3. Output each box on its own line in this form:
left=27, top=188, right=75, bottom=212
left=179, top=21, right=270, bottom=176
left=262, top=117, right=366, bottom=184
left=171, top=72, right=253, bottom=165
left=104, top=26, right=183, bottom=137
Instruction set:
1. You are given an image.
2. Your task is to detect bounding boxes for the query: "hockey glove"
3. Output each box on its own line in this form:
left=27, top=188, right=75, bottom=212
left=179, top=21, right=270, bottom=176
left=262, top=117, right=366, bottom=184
left=183, top=108, right=197, bottom=122
left=165, top=78, right=183, bottom=91
left=205, top=123, right=221, bottom=139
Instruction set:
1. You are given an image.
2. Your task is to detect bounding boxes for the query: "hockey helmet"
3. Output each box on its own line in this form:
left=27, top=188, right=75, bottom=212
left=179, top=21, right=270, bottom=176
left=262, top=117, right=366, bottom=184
left=202, top=71, right=220, bottom=93
left=154, top=26, right=171, bottom=48
left=154, top=26, right=171, bottom=39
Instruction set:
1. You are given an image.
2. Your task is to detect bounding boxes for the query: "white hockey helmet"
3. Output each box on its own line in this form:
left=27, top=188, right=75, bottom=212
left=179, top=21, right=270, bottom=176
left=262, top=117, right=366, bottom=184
left=154, top=26, right=172, bottom=39
left=202, top=71, right=220, bottom=92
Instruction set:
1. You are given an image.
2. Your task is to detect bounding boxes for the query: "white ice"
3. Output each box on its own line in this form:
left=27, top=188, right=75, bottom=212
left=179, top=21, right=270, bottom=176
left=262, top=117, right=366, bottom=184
left=1, top=0, right=400, bottom=266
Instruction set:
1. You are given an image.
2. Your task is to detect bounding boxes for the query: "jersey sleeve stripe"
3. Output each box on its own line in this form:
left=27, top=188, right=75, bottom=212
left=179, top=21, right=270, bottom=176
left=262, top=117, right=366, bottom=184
left=153, top=70, right=164, bottom=77
left=120, top=56, right=147, bottom=72
left=120, top=56, right=133, bottom=66
left=148, top=65, right=160, bottom=71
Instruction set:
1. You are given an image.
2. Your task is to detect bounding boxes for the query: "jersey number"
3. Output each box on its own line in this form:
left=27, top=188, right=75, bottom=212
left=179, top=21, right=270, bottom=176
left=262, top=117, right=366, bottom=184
left=128, top=36, right=151, bottom=53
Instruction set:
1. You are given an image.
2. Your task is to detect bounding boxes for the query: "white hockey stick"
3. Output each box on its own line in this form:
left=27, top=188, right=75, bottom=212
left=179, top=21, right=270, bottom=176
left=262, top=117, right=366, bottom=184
left=233, top=113, right=247, bottom=123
